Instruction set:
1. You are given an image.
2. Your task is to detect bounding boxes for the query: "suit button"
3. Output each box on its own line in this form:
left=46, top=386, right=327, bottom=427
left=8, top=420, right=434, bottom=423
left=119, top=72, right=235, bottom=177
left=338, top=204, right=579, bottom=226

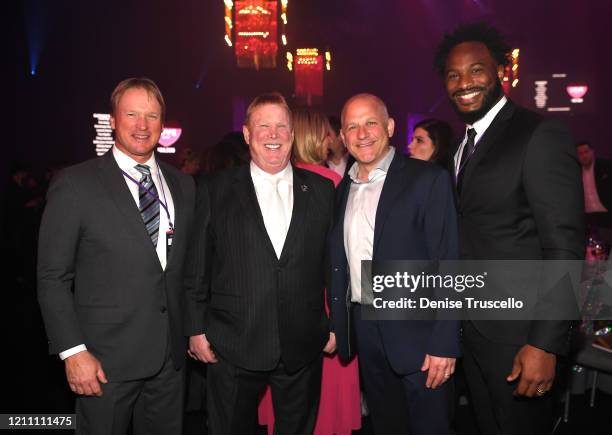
left=334, top=267, right=339, bottom=272
left=333, top=297, right=339, bottom=301
left=160, top=307, right=167, bottom=313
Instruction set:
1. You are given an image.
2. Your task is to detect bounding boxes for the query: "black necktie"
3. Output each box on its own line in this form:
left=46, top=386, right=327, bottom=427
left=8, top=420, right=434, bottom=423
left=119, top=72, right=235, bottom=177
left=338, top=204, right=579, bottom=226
left=135, top=164, right=160, bottom=247
left=456, top=128, right=477, bottom=194
left=458, top=128, right=477, bottom=171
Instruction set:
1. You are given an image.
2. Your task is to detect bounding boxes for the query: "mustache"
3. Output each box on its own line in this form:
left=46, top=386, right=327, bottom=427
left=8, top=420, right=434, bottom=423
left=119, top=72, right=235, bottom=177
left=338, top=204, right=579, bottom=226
left=453, top=87, right=485, bottom=98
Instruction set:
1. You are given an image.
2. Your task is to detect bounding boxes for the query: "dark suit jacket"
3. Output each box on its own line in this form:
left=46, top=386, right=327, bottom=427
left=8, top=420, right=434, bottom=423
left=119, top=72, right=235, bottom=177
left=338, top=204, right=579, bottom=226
left=37, top=151, right=195, bottom=381
left=329, top=151, right=461, bottom=375
left=456, top=100, right=584, bottom=355
left=184, top=164, right=334, bottom=372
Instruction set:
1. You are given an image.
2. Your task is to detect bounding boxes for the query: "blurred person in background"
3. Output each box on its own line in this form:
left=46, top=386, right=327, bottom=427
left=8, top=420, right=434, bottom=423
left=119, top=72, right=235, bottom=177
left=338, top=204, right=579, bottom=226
left=201, top=131, right=250, bottom=175
left=179, top=148, right=202, bottom=177
left=326, top=115, right=351, bottom=178
left=577, top=141, right=612, bottom=246
left=408, top=118, right=454, bottom=173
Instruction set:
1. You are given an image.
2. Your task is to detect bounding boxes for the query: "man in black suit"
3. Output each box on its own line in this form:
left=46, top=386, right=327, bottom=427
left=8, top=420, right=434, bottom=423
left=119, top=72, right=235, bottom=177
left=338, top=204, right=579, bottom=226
left=576, top=141, right=612, bottom=243
left=37, top=78, right=195, bottom=434
left=329, top=93, right=460, bottom=435
left=434, top=24, right=584, bottom=434
left=186, top=93, right=336, bottom=435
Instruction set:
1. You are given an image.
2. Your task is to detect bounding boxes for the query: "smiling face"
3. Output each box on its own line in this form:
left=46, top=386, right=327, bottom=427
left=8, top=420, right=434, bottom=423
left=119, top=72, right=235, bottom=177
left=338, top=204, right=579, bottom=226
left=445, top=41, right=504, bottom=124
left=243, top=103, right=293, bottom=174
left=341, top=95, right=394, bottom=178
left=110, top=87, right=163, bottom=163
left=408, top=127, right=435, bottom=161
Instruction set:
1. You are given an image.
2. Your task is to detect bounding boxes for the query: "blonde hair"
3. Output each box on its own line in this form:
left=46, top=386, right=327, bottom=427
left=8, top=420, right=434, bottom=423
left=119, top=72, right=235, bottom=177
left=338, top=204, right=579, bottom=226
left=292, top=109, right=331, bottom=165
left=244, top=92, right=292, bottom=127
left=110, top=77, right=166, bottom=121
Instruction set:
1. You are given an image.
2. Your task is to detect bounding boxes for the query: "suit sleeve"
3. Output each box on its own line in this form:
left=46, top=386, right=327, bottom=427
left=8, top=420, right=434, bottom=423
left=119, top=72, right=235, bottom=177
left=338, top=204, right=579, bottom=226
left=37, top=170, right=85, bottom=354
left=183, top=176, right=213, bottom=336
left=523, top=119, right=585, bottom=355
left=424, top=169, right=461, bottom=358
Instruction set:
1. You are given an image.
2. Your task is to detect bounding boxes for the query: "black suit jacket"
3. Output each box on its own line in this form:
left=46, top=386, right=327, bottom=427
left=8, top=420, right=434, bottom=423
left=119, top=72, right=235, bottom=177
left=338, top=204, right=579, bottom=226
left=456, top=100, right=584, bottom=355
left=329, top=151, right=461, bottom=375
left=37, top=151, right=195, bottom=381
left=184, top=164, right=334, bottom=372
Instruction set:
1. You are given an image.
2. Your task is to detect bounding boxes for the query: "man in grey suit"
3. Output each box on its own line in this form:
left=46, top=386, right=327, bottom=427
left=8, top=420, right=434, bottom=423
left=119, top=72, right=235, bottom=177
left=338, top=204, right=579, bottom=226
left=37, top=77, right=195, bottom=434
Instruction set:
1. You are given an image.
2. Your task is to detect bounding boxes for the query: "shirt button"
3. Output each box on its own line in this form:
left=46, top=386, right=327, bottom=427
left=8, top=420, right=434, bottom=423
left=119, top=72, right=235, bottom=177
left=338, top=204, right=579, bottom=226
left=160, top=307, right=167, bottom=313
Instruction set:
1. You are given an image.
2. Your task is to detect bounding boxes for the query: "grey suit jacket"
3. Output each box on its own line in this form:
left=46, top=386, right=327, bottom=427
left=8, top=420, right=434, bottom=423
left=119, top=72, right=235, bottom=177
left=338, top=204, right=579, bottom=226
left=37, top=151, right=195, bottom=381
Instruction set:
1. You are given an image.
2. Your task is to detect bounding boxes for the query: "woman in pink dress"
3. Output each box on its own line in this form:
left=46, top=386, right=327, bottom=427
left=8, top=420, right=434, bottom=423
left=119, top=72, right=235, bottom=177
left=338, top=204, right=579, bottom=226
left=258, top=109, right=361, bottom=434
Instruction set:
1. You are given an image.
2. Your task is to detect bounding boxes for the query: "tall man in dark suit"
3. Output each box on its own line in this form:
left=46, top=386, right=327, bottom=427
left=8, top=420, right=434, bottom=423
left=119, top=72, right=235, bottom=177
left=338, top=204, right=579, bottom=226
left=37, top=77, right=195, bottom=435
left=434, top=24, right=584, bottom=434
left=186, top=93, right=336, bottom=435
left=329, top=93, right=460, bottom=435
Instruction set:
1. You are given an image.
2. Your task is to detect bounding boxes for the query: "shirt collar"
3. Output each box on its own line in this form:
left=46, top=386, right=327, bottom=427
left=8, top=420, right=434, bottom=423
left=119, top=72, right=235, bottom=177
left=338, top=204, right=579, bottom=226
left=467, top=96, right=508, bottom=139
left=250, top=161, right=293, bottom=185
left=112, top=145, right=158, bottom=176
left=348, top=146, right=395, bottom=183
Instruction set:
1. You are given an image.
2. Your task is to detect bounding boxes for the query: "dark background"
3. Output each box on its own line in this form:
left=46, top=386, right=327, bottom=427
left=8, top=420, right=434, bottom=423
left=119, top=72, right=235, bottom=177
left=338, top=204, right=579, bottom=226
left=13, top=0, right=612, bottom=175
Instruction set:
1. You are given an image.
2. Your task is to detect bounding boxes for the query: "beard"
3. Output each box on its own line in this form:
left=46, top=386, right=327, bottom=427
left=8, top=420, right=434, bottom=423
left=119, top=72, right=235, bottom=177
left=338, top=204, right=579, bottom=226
left=450, top=79, right=503, bottom=125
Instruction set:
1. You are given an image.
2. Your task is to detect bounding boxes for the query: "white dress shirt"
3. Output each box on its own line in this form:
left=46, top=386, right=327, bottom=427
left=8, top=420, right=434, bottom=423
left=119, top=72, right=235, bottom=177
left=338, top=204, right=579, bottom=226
left=59, top=146, right=175, bottom=360
left=583, top=163, right=608, bottom=212
left=454, top=96, right=508, bottom=176
left=250, top=161, right=294, bottom=259
left=344, top=147, right=395, bottom=303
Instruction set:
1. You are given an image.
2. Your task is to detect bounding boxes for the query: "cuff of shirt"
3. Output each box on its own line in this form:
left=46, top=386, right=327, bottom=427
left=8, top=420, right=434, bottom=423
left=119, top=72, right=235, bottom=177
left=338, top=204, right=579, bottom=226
left=59, top=344, right=87, bottom=360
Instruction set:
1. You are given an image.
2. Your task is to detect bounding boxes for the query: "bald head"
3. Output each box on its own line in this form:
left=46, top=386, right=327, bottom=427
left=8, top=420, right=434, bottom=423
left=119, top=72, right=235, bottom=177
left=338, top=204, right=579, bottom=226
left=341, top=93, right=389, bottom=128
left=339, top=93, right=395, bottom=181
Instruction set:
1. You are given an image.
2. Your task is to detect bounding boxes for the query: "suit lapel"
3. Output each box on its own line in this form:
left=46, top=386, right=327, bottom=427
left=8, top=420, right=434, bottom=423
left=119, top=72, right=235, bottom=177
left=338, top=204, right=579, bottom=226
left=158, top=162, right=182, bottom=268
left=280, top=168, right=309, bottom=261
left=97, top=152, right=161, bottom=268
left=373, top=152, right=406, bottom=256
left=232, top=165, right=278, bottom=259
left=461, top=101, right=515, bottom=196
left=332, top=176, right=352, bottom=250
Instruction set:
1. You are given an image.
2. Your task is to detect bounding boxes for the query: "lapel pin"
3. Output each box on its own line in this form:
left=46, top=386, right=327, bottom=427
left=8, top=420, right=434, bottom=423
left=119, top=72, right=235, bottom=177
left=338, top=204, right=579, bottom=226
left=301, top=184, right=309, bottom=192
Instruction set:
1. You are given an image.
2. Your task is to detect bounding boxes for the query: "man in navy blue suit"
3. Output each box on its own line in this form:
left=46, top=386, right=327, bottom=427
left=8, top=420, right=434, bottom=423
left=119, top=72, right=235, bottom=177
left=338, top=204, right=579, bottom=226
left=329, top=94, right=460, bottom=435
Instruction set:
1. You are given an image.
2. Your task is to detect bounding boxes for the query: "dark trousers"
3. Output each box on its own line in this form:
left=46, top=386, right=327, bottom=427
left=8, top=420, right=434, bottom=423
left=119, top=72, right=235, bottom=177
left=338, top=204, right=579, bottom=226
left=75, top=349, right=184, bottom=435
left=206, top=354, right=323, bottom=435
left=353, top=304, right=454, bottom=435
left=462, top=321, right=553, bottom=435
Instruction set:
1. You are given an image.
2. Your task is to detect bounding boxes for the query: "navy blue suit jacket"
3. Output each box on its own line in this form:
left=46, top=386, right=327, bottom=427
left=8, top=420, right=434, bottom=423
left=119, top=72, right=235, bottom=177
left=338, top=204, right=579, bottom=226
left=329, top=150, right=461, bottom=375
